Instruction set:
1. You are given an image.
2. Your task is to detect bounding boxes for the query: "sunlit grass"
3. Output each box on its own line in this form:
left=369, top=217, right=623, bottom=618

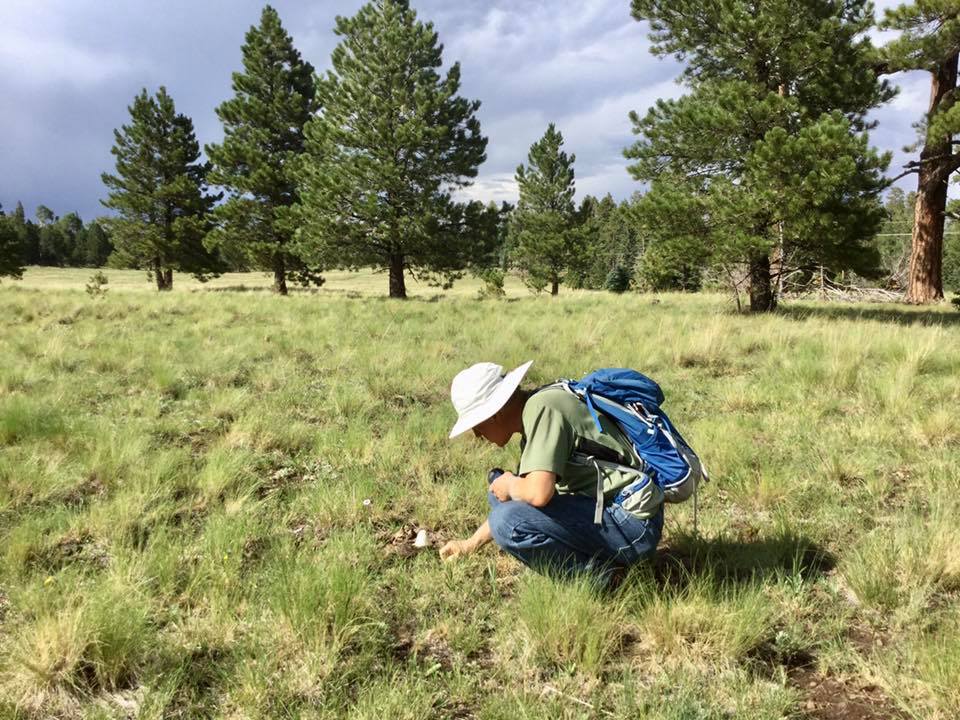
left=1, top=272, right=958, bottom=718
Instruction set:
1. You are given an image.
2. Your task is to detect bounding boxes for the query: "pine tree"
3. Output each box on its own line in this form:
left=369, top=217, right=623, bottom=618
left=35, top=205, right=55, bottom=227
left=10, top=202, right=40, bottom=265
left=77, top=221, right=114, bottom=267
left=206, top=5, right=321, bottom=295
left=0, top=205, right=25, bottom=281
left=509, top=124, right=581, bottom=296
left=101, top=87, right=222, bottom=290
left=880, top=2, right=960, bottom=303
left=604, top=264, right=631, bottom=293
left=628, top=0, right=893, bottom=311
left=296, top=0, right=489, bottom=298
left=571, top=194, right=641, bottom=289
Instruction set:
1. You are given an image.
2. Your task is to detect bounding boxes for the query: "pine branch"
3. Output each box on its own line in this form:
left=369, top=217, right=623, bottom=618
left=887, top=151, right=960, bottom=182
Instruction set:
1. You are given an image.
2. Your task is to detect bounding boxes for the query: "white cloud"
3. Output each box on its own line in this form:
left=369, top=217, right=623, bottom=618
left=457, top=172, right=518, bottom=205
left=0, top=33, right=140, bottom=87
left=890, top=72, right=930, bottom=112
left=576, top=162, right=638, bottom=202
left=559, top=81, right=684, bottom=149
left=0, top=0, right=144, bottom=88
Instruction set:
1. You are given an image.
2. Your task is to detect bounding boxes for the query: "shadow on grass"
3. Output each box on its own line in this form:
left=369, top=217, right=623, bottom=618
left=649, top=530, right=836, bottom=590
left=777, top=302, right=960, bottom=327
left=195, top=285, right=534, bottom=302
left=199, top=285, right=327, bottom=294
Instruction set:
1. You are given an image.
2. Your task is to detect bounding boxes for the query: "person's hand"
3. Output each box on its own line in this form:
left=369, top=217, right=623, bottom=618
left=489, top=471, right=516, bottom=502
left=439, top=538, right=475, bottom=562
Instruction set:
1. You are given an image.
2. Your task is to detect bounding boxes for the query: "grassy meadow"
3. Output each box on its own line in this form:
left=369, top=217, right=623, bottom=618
left=1, top=268, right=959, bottom=719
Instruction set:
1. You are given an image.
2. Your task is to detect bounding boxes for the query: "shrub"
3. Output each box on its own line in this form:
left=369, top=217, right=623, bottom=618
left=633, top=241, right=705, bottom=291
left=604, top=264, right=631, bottom=293
left=475, top=268, right=505, bottom=299
left=85, top=271, right=109, bottom=297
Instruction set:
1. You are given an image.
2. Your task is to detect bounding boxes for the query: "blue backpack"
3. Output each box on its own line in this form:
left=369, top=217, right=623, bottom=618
left=558, top=368, right=708, bottom=526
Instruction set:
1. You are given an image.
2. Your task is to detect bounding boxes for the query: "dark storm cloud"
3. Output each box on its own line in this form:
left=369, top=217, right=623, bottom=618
left=0, top=0, right=937, bottom=222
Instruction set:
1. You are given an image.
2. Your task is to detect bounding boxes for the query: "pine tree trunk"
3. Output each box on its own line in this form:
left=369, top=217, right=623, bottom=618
left=153, top=259, right=172, bottom=291
left=749, top=253, right=776, bottom=312
left=389, top=253, right=407, bottom=298
left=906, top=53, right=957, bottom=304
left=551, top=277, right=559, bottom=296
left=273, top=253, right=288, bottom=296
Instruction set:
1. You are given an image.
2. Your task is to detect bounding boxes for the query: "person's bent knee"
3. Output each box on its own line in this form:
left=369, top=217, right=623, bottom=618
left=487, top=500, right=524, bottom=549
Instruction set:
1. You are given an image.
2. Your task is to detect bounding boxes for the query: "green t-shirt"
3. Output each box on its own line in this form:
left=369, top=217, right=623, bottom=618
left=518, top=387, right=664, bottom=518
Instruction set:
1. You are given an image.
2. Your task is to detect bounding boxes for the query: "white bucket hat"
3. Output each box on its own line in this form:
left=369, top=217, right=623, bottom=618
left=448, top=360, right=534, bottom=439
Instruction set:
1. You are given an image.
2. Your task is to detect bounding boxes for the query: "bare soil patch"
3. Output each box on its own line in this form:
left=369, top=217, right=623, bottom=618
left=789, top=668, right=907, bottom=720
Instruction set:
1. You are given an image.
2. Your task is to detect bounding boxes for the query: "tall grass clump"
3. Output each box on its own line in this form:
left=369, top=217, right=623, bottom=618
left=841, top=500, right=960, bottom=621
left=344, top=675, right=442, bottom=720
left=0, top=396, right=67, bottom=444
left=260, top=530, right=379, bottom=660
left=0, top=605, right=90, bottom=716
left=625, top=572, right=776, bottom=669
left=867, top=609, right=960, bottom=720
left=617, top=665, right=798, bottom=720
left=0, top=570, right=154, bottom=715
left=499, top=572, right=628, bottom=677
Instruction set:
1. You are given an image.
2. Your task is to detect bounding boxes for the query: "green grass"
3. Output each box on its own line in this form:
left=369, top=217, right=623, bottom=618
left=1, top=269, right=959, bottom=718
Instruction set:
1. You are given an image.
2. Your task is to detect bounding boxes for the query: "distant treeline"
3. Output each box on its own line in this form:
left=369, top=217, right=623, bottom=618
left=6, top=186, right=956, bottom=296
left=0, top=202, right=113, bottom=270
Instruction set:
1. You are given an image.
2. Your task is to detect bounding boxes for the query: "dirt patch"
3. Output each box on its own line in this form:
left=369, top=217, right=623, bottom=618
left=846, top=623, right=889, bottom=654
left=379, top=524, right=442, bottom=558
left=789, top=668, right=907, bottom=720
left=152, top=424, right=226, bottom=454
left=391, top=625, right=455, bottom=671
left=257, top=457, right=337, bottom=499
left=287, top=517, right=329, bottom=547
left=877, top=466, right=912, bottom=512
left=28, top=530, right=110, bottom=573
left=62, top=473, right=107, bottom=507
left=748, top=637, right=816, bottom=672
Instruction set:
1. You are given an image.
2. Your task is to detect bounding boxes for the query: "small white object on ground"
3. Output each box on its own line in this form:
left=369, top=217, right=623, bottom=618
left=414, top=529, right=429, bottom=548
left=362, top=498, right=372, bottom=507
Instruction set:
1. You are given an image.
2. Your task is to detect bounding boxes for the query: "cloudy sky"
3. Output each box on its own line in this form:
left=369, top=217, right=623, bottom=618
left=0, top=0, right=930, bottom=222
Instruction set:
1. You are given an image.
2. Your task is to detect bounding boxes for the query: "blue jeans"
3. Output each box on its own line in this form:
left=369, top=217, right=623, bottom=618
left=487, top=491, right=664, bottom=581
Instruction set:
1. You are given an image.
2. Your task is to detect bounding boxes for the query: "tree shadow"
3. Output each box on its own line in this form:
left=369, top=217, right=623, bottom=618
left=199, top=285, right=326, bottom=294
left=645, top=530, right=836, bottom=591
left=777, top=302, right=960, bottom=327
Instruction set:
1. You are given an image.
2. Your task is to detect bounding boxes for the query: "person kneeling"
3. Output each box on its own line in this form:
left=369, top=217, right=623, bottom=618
left=440, top=360, right=663, bottom=584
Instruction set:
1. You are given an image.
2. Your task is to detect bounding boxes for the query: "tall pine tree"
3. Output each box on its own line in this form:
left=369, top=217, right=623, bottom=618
left=296, top=0, right=489, bottom=298
left=628, top=0, right=893, bottom=311
left=11, top=202, right=40, bottom=265
left=509, top=124, right=581, bottom=296
left=880, top=2, right=960, bottom=303
left=206, top=5, right=321, bottom=295
left=102, top=87, right=221, bottom=290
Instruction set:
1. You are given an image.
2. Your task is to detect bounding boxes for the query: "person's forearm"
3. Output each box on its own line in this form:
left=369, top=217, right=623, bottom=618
left=467, top=519, right=492, bottom=550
